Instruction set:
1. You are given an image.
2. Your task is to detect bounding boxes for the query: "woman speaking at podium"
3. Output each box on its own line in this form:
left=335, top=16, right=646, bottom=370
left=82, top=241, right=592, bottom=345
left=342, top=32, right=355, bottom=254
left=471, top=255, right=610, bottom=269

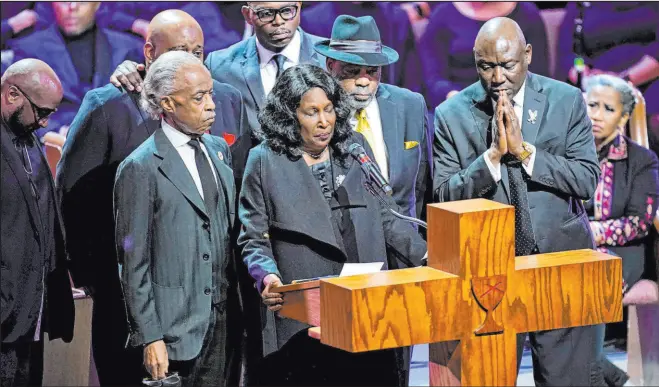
left=237, top=64, right=427, bottom=386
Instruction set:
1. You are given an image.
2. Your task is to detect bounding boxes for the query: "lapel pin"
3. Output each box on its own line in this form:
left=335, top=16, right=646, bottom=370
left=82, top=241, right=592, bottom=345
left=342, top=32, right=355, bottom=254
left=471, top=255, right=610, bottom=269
left=527, top=109, right=538, bottom=124
left=217, top=151, right=224, bottom=161
left=336, top=174, right=345, bottom=187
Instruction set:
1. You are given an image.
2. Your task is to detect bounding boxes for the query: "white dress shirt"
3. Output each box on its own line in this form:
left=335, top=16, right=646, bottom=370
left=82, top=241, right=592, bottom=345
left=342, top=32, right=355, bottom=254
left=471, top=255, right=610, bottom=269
left=161, top=120, right=218, bottom=198
left=256, top=30, right=301, bottom=95
left=349, top=98, right=389, bottom=180
left=484, top=80, right=537, bottom=181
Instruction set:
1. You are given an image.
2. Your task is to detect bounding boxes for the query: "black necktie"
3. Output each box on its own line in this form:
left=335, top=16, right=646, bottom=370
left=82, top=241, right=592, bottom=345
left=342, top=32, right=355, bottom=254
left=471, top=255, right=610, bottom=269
left=504, top=154, right=537, bottom=256
left=274, top=54, right=287, bottom=79
left=188, top=139, right=219, bottom=214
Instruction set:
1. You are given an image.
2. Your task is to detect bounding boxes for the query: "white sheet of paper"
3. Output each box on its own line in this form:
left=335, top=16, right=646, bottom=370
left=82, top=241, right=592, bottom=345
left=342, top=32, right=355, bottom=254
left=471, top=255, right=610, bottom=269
left=340, top=262, right=384, bottom=277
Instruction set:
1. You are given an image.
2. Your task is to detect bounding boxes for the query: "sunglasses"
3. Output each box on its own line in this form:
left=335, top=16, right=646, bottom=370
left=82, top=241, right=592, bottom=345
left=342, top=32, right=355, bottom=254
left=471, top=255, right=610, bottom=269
left=13, top=85, right=57, bottom=125
left=249, top=5, right=298, bottom=23
left=142, top=372, right=181, bottom=387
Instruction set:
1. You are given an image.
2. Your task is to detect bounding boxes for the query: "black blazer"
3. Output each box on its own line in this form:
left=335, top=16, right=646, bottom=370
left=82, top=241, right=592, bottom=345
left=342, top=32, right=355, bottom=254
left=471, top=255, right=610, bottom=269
left=1, top=125, right=74, bottom=343
left=433, top=73, right=601, bottom=254
left=586, top=135, right=659, bottom=285
left=57, top=81, right=246, bottom=294
left=375, top=83, right=432, bottom=220
left=238, top=133, right=427, bottom=356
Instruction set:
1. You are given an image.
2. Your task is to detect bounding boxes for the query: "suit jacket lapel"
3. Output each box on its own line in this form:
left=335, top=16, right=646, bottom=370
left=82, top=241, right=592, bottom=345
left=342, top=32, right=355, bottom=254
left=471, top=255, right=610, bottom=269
left=1, top=128, right=42, bottom=237
left=241, top=38, right=266, bottom=110
left=153, top=128, right=209, bottom=219
left=469, top=86, right=491, bottom=149
left=521, top=74, right=547, bottom=145
left=279, top=154, right=345, bottom=256
left=34, top=132, right=64, bottom=267
left=200, top=136, right=235, bottom=226
left=376, top=86, right=401, bottom=183
left=299, top=29, right=323, bottom=68
left=93, top=28, right=111, bottom=89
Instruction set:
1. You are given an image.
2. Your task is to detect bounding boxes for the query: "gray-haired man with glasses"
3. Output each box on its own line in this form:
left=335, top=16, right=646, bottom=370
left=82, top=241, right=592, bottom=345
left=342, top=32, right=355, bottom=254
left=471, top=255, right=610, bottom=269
left=1, top=59, right=74, bottom=387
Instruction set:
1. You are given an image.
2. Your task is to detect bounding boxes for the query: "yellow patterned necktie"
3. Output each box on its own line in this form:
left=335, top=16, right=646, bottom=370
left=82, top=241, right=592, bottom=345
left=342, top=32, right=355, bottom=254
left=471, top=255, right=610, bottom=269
left=355, top=109, right=377, bottom=152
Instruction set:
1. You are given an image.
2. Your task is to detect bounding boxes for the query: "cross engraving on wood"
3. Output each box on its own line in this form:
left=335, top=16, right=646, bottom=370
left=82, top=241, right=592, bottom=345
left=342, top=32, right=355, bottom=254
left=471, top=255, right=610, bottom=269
left=274, top=199, right=623, bottom=386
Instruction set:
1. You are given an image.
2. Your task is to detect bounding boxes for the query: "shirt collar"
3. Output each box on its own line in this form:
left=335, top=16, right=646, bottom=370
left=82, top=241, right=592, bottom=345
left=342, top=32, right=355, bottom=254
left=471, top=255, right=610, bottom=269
left=352, top=97, right=379, bottom=120
left=256, top=29, right=301, bottom=68
left=161, top=119, right=192, bottom=149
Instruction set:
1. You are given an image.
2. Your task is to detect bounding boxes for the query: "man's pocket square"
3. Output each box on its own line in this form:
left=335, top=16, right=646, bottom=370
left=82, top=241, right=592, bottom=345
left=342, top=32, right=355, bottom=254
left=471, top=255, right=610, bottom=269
left=404, top=141, right=419, bottom=150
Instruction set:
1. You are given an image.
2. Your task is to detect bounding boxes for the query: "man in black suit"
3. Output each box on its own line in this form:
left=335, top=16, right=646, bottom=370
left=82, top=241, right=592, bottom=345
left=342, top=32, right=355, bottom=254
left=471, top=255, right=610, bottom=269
left=433, top=18, right=604, bottom=386
left=1, top=59, right=74, bottom=387
left=115, top=51, right=236, bottom=387
left=301, top=2, right=423, bottom=94
left=56, top=10, right=245, bottom=386
left=10, top=2, right=143, bottom=137
left=111, top=2, right=325, bottom=182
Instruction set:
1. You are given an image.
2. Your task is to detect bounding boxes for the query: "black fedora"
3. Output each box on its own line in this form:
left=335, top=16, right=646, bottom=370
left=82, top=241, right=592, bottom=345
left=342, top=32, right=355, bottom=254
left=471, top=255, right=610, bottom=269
left=314, top=15, right=399, bottom=67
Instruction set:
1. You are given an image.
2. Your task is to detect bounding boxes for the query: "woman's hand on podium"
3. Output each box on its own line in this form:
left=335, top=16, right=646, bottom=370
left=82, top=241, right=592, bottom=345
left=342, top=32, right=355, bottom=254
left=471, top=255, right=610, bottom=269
left=262, top=274, right=284, bottom=312
left=144, top=340, right=169, bottom=380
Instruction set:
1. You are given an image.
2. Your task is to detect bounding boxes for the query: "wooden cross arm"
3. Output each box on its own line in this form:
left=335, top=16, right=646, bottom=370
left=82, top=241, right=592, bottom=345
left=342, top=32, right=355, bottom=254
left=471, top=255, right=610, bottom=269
left=274, top=267, right=468, bottom=352
left=506, top=249, right=624, bottom=334
left=319, top=267, right=465, bottom=352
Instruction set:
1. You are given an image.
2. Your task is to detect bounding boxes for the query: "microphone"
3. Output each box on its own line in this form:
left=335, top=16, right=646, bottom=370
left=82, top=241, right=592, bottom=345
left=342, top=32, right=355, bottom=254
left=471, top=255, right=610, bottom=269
left=348, top=143, right=393, bottom=196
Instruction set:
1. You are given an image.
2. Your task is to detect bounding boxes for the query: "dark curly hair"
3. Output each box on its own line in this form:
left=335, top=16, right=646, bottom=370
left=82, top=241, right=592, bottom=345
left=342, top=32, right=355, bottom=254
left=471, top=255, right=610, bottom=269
left=256, top=64, right=353, bottom=160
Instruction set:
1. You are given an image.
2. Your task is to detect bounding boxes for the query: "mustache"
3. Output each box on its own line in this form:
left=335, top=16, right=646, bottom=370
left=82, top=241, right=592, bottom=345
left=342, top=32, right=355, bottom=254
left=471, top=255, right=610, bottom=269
left=270, top=28, right=291, bottom=36
left=350, top=87, right=373, bottom=96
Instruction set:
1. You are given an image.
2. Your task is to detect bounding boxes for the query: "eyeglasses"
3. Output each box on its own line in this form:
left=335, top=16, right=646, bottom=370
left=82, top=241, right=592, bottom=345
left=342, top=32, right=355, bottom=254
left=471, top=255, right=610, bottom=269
left=142, top=373, right=181, bottom=387
left=13, top=85, right=57, bottom=125
left=249, top=5, right=298, bottom=23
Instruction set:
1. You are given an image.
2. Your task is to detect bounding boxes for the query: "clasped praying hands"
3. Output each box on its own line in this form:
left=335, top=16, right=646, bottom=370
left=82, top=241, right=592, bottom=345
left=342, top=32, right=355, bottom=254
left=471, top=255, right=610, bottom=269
left=489, top=91, right=525, bottom=165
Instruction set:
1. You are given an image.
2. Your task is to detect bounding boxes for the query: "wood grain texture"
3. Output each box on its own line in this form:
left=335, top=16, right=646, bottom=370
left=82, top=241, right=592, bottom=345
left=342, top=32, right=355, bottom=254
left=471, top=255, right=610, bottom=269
left=427, top=201, right=515, bottom=278
left=509, top=253, right=623, bottom=334
left=278, top=287, right=321, bottom=327
left=274, top=280, right=321, bottom=327
left=460, top=330, right=518, bottom=386
left=320, top=267, right=464, bottom=352
left=426, top=200, right=623, bottom=386
left=276, top=199, right=624, bottom=386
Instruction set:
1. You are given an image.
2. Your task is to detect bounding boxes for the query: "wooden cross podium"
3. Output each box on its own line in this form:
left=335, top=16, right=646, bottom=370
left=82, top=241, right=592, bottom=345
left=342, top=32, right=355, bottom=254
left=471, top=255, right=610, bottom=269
left=275, top=199, right=623, bottom=386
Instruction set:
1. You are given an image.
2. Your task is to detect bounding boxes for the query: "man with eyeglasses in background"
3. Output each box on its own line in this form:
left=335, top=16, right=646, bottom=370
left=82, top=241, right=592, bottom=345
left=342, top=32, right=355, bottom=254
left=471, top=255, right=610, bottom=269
left=1, top=58, right=74, bottom=387
left=109, top=4, right=325, bottom=382
left=204, top=5, right=325, bottom=382
left=111, top=2, right=324, bottom=186
left=57, top=10, right=246, bottom=386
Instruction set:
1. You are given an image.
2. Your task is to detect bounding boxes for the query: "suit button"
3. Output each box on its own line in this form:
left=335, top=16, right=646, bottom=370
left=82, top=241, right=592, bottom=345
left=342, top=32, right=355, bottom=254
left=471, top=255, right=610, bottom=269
left=203, top=254, right=210, bottom=261
left=204, top=288, right=211, bottom=295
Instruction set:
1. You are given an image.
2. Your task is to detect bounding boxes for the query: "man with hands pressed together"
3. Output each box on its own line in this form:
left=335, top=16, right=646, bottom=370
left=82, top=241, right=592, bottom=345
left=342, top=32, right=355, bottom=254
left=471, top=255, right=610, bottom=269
left=433, top=17, right=604, bottom=386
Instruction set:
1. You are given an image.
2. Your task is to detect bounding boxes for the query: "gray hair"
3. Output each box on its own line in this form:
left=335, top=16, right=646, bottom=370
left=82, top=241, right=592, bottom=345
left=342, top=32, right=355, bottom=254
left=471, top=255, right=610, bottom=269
left=585, top=74, right=637, bottom=116
left=140, top=51, right=208, bottom=119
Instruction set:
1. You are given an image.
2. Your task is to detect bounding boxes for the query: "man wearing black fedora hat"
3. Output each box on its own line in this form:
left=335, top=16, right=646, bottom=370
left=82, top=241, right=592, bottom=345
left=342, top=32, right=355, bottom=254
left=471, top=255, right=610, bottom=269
left=315, top=14, right=432, bottom=229
left=315, top=16, right=431, bottom=385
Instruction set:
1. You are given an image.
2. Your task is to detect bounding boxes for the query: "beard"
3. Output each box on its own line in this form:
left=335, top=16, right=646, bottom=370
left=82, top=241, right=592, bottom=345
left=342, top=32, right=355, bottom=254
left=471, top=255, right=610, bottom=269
left=348, top=91, right=375, bottom=111
left=6, top=105, right=40, bottom=136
